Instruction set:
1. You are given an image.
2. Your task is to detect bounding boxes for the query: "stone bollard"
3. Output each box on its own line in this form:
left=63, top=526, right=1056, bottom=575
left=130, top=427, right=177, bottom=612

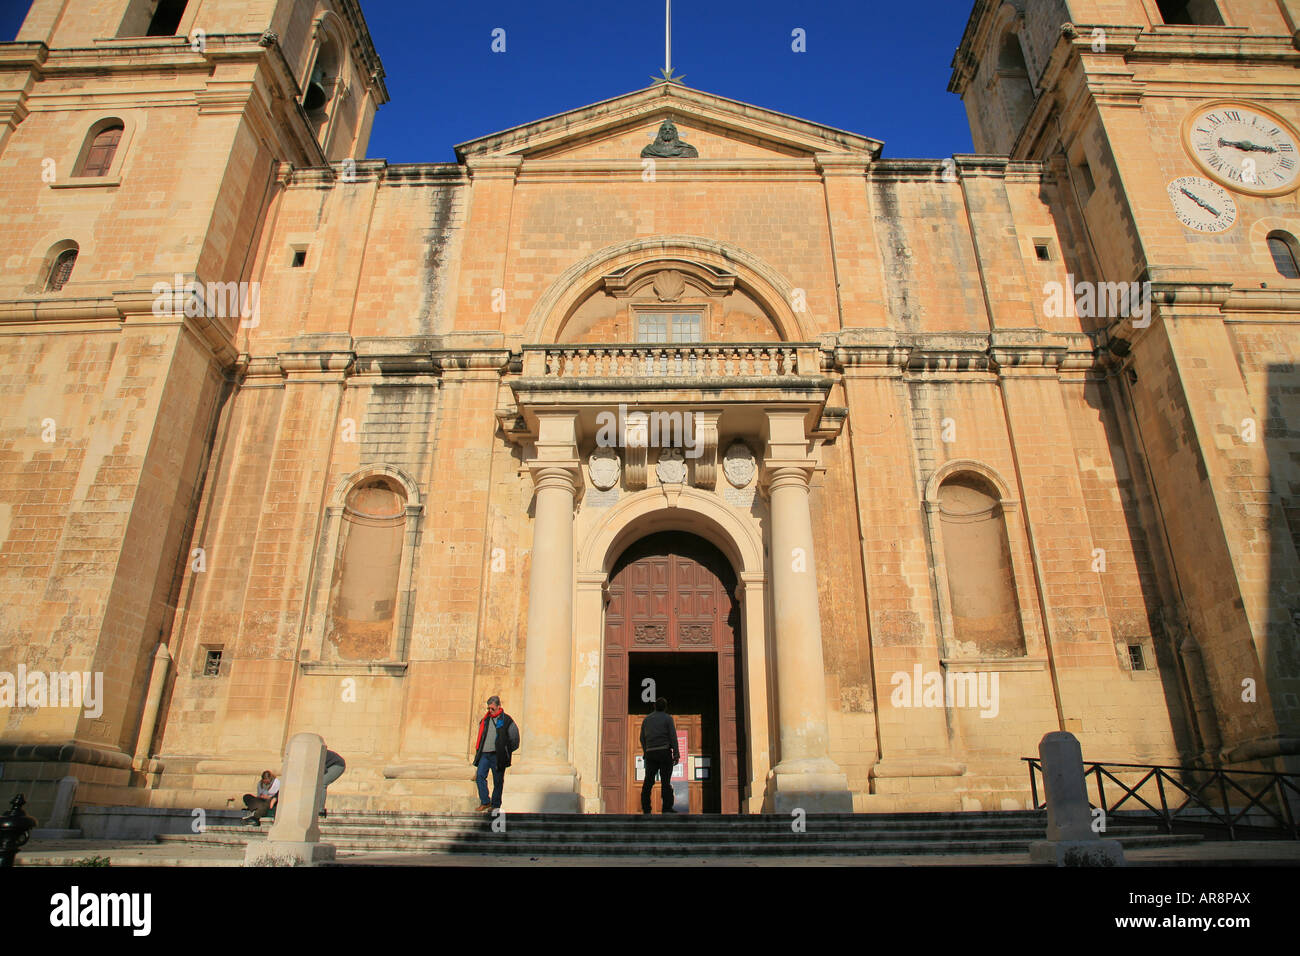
left=31, top=776, right=81, bottom=839
left=244, top=733, right=336, bottom=866
left=1029, top=731, right=1125, bottom=866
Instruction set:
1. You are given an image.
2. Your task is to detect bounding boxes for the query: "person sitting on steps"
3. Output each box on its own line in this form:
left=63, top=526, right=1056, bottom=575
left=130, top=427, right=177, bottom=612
left=241, top=770, right=279, bottom=826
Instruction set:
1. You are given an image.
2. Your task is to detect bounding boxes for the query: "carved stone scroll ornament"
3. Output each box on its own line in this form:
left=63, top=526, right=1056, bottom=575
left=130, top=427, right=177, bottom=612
left=691, top=412, right=720, bottom=490
left=641, top=118, right=699, bottom=158
left=588, top=447, right=621, bottom=491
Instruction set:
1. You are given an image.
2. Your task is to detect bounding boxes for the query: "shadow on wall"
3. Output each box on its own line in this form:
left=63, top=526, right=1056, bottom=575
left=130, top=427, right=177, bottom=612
left=1264, top=363, right=1300, bottom=776
left=1083, top=380, right=1200, bottom=761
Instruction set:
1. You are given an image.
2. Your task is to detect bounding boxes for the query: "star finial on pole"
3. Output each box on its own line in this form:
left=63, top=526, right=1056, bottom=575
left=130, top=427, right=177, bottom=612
left=652, top=0, right=685, bottom=84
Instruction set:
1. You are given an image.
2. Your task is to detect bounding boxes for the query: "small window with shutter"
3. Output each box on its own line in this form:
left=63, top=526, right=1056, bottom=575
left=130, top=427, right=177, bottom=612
left=76, top=122, right=124, bottom=178
left=1268, top=232, right=1300, bottom=279
left=46, top=248, right=78, bottom=292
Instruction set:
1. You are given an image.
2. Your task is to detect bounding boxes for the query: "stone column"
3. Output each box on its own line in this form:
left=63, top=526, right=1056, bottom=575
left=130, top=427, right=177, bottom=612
left=245, top=732, right=335, bottom=866
left=763, top=409, right=853, bottom=812
left=504, top=411, right=583, bottom=811
left=132, top=643, right=171, bottom=771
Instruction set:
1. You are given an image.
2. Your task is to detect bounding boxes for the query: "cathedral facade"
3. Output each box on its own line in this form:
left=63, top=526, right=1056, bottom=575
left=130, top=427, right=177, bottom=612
left=1, top=0, right=1298, bottom=821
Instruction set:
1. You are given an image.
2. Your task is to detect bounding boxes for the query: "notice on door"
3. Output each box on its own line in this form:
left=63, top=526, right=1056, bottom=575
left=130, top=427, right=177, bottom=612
left=671, top=730, right=689, bottom=781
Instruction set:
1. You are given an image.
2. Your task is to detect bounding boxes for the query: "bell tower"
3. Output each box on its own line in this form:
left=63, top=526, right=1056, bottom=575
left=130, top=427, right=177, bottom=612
left=951, top=0, right=1300, bottom=774
left=0, top=0, right=387, bottom=816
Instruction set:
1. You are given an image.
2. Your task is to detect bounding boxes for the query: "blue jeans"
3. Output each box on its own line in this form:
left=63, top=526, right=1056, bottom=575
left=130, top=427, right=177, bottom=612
left=476, top=754, right=504, bottom=807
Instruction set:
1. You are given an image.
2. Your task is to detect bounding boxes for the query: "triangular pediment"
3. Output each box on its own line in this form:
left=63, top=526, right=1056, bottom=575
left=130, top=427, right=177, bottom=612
left=454, top=83, right=882, bottom=163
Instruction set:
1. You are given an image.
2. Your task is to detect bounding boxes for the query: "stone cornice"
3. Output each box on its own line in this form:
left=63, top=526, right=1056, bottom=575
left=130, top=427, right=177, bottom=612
left=0, top=291, right=241, bottom=364
left=233, top=333, right=512, bottom=385
left=865, top=157, right=1042, bottom=183
left=280, top=160, right=466, bottom=187
left=12, top=34, right=328, bottom=166
left=1124, top=27, right=1297, bottom=64
left=1222, top=288, right=1300, bottom=313
left=517, top=158, right=823, bottom=182
left=831, top=328, right=1099, bottom=377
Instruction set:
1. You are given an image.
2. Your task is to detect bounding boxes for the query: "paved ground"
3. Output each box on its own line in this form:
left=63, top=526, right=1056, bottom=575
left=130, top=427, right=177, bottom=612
left=15, top=838, right=1300, bottom=867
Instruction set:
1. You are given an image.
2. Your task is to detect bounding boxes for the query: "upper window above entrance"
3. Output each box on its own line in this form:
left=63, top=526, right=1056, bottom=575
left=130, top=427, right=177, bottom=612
left=636, top=310, right=703, bottom=343
left=559, top=261, right=783, bottom=345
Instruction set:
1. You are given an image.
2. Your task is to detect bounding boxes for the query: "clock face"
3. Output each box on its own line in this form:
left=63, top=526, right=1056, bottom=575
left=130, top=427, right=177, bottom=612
left=1183, top=102, right=1300, bottom=196
left=1167, top=176, right=1237, bottom=233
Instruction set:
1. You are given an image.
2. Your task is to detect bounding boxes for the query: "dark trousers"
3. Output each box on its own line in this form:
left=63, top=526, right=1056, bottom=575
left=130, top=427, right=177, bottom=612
left=477, top=754, right=504, bottom=808
left=641, top=750, right=676, bottom=814
left=242, top=794, right=274, bottom=821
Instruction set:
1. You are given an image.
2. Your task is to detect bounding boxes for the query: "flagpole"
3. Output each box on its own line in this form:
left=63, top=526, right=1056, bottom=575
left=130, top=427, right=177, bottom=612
left=665, top=0, right=671, bottom=77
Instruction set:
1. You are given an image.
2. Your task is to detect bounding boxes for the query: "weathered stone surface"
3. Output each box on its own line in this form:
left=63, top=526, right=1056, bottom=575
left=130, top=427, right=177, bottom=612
left=0, top=0, right=1295, bottom=825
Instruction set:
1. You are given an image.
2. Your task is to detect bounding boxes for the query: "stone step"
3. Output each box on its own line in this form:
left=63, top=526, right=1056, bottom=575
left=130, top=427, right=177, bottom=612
left=170, top=823, right=1094, bottom=844
left=156, top=808, right=1199, bottom=856
left=312, top=809, right=1057, bottom=826
left=157, top=832, right=1200, bottom=856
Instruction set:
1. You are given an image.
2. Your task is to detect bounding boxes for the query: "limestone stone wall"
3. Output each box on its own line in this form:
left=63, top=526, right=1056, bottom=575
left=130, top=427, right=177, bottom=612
left=7, top=0, right=1296, bottom=819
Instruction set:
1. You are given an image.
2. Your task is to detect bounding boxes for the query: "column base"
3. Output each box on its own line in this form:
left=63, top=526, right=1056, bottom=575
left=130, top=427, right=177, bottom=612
left=500, top=764, right=582, bottom=813
left=769, top=758, right=854, bottom=813
left=1029, top=839, right=1126, bottom=867
left=245, top=841, right=336, bottom=867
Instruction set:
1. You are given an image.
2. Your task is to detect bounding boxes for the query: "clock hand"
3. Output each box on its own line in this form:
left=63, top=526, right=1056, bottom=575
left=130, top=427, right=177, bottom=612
left=1217, top=137, right=1278, bottom=154
left=1179, top=187, right=1220, bottom=217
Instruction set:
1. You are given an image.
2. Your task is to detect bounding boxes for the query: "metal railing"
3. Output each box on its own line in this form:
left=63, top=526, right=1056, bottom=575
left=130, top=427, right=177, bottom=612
left=1023, top=758, right=1300, bottom=840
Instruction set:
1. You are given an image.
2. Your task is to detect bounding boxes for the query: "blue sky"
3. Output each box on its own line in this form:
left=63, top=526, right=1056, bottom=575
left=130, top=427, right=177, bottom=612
left=2, top=0, right=976, bottom=162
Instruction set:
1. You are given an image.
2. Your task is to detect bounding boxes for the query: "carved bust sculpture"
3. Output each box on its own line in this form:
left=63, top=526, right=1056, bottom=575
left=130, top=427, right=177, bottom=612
left=641, top=118, right=699, bottom=158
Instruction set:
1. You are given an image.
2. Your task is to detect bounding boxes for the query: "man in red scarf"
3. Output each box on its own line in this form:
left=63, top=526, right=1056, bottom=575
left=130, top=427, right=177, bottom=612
left=472, top=695, right=520, bottom=811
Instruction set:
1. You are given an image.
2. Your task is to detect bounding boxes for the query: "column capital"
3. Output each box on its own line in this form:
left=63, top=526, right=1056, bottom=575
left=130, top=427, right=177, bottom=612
left=526, top=460, right=583, bottom=496
left=759, top=460, right=816, bottom=495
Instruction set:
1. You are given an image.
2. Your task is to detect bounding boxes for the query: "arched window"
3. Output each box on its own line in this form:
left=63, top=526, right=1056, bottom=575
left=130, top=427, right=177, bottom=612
left=995, top=32, right=1035, bottom=141
left=327, top=477, right=408, bottom=659
left=1267, top=232, right=1300, bottom=279
left=45, top=244, right=78, bottom=292
left=76, top=121, right=124, bottom=177
left=117, top=0, right=188, bottom=37
left=936, top=472, right=1026, bottom=658
left=303, top=32, right=342, bottom=141
left=1156, top=0, right=1223, bottom=26
left=145, top=0, right=188, bottom=36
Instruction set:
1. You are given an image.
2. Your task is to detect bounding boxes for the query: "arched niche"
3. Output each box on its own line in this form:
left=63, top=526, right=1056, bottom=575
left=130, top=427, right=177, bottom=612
left=923, top=460, right=1042, bottom=660
left=303, top=465, right=423, bottom=665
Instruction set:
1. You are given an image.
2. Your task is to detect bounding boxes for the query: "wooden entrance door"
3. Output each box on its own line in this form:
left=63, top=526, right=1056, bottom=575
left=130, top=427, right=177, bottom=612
left=627, top=714, right=703, bottom=813
left=601, top=531, right=744, bottom=813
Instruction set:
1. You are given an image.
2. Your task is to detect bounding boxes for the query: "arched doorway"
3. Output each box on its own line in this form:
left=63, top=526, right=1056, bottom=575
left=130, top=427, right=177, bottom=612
left=600, top=531, right=745, bottom=813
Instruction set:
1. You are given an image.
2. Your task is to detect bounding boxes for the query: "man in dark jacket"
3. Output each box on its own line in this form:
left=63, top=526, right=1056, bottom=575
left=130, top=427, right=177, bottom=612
left=472, top=695, right=520, bottom=811
left=640, top=697, right=680, bottom=814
